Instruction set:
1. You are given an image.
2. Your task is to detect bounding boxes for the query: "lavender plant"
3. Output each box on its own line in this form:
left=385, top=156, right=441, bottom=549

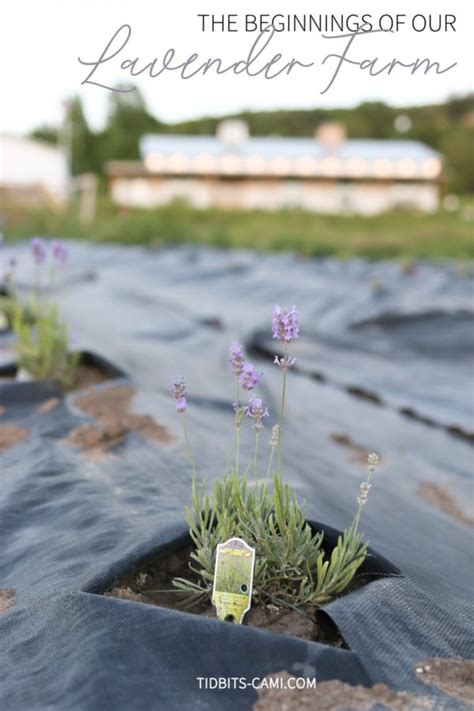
left=0, top=235, right=20, bottom=329
left=171, top=307, right=380, bottom=610
left=12, top=238, right=78, bottom=387
left=13, top=301, right=79, bottom=387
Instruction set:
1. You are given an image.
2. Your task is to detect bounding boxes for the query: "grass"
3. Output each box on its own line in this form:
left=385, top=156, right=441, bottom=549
left=3, top=198, right=474, bottom=260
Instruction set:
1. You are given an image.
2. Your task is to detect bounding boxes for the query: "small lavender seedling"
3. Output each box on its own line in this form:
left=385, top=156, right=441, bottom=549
left=11, top=238, right=78, bottom=387
left=0, top=252, right=19, bottom=330
left=13, top=301, right=79, bottom=387
left=170, top=307, right=381, bottom=612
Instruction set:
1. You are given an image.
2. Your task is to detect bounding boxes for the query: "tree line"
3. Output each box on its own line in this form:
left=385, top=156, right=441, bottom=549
left=31, top=88, right=474, bottom=193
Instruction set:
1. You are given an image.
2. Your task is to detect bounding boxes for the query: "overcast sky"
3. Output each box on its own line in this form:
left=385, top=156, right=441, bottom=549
left=2, top=0, right=473, bottom=134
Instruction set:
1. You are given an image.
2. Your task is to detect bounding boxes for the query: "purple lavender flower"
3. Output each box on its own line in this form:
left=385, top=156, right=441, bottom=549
left=51, top=240, right=68, bottom=264
left=228, top=341, right=245, bottom=377
left=31, top=237, right=47, bottom=265
left=246, top=395, right=269, bottom=432
left=274, top=355, right=296, bottom=371
left=239, top=363, right=263, bottom=391
left=272, top=305, right=299, bottom=342
left=171, top=376, right=187, bottom=413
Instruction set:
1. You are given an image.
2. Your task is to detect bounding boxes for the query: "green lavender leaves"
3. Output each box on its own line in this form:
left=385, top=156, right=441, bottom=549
left=173, top=470, right=368, bottom=609
left=13, top=299, right=78, bottom=388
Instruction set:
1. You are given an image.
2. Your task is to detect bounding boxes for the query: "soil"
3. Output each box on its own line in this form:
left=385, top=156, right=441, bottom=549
left=330, top=432, right=379, bottom=465
left=64, top=363, right=113, bottom=392
left=36, top=397, right=60, bottom=414
left=64, top=385, right=172, bottom=460
left=417, top=482, right=474, bottom=528
left=399, top=408, right=474, bottom=444
left=0, top=424, right=29, bottom=453
left=415, top=658, right=474, bottom=705
left=0, top=361, right=112, bottom=393
left=104, top=543, right=348, bottom=646
left=0, top=589, right=16, bottom=614
left=345, top=386, right=384, bottom=406
left=254, top=673, right=432, bottom=711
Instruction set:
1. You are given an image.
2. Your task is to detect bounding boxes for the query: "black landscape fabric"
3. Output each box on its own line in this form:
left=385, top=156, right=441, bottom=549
left=1, top=243, right=473, bottom=710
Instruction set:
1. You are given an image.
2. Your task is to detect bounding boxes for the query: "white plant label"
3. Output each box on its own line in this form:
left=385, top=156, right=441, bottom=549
left=212, top=537, right=255, bottom=624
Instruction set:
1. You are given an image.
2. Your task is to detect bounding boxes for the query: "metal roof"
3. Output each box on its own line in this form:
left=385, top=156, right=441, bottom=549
left=141, top=135, right=439, bottom=161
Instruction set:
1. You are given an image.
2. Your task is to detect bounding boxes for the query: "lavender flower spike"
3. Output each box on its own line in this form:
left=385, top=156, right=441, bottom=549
left=239, top=363, right=263, bottom=391
left=246, top=395, right=269, bottom=432
left=31, top=237, right=47, bottom=265
left=228, top=341, right=245, bottom=377
left=272, top=305, right=300, bottom=342
left=51, top=240, right=68, bottom=264
left=274, top=355, right=296, bottom=371
left=171, top=375, right=187, bottom=413
left=269, top=425, right=280, bottom=447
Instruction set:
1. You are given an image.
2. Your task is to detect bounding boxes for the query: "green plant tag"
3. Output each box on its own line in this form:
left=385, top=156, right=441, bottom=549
left=212, top=537, right=255, bottom=624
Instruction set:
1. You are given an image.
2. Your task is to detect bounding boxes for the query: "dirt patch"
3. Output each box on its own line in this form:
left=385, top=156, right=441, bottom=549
left=0, top=361, right=112, bottom=393
left=36, top=397, right=60, bottom=414
left=254, top=673, right=432, bottom=711
left=64, top=423, right=127, bottom=462
left=415, top=658, right=474, bottom=705
left=64, top=363, right=113, bottom=392
left=74, top=385, right=135, bottom=421
left=105, top=587, right=146, bottom=604
left=0, top=424, right=29, bottom=453
left=64, top=385, right=172, bottom=459
left=329, top=433, right=377, bottom=464
left=0, top=589, right=16, bottom=614
left=103, top=544, right=351, bottom=646
left=399, top=407, right=436, bottom=427
left=244, top=605, right=318, bottom=642
left=399, top=409, right=474, bottom=443
left=345, top=386, right=384, bottom=406
left=417, top=482, right=474, bottom=528
left=446, top=424, right=474, bottom=443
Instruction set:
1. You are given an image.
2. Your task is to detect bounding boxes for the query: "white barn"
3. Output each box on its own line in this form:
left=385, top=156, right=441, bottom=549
left=0, top=135, right=69, bottom=207
left=106, top=121, right=442, bottom=215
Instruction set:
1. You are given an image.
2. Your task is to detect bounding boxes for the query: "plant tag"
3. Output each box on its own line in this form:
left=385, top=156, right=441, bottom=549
left=212, top=537, right=255, bottom=624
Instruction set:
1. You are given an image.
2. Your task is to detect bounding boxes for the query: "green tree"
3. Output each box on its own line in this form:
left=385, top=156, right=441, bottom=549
left=100, top=85, right=162, bottom=161
left=63, top=96, right=99, bottom=175
left=440, top=127, right=474, bottom=193
left=30, top=126, right=58, bottom=145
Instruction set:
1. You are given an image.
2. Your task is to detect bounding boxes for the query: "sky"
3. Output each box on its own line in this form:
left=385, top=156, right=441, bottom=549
left=2, top=0, right=473, bottom=134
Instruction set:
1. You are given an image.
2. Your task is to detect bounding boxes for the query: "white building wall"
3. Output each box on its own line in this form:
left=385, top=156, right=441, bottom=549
left=0, top=136, right=69, bottom=203
left=110, top=176, right=439, bottom=214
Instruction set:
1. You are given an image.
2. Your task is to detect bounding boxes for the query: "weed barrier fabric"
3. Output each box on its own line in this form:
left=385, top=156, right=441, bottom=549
left=0, top=243, right=473, bottom=710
